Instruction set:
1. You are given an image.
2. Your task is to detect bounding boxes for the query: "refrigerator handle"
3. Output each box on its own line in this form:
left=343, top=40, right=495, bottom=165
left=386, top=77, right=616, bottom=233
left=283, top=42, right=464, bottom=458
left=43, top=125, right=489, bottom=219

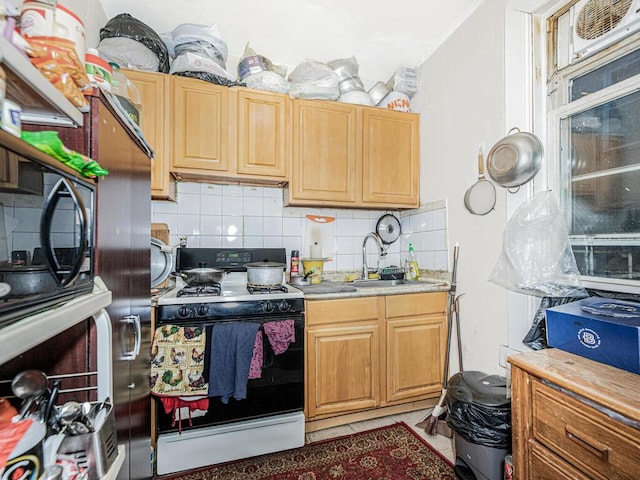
left=120, top=315, right=141, bottom=361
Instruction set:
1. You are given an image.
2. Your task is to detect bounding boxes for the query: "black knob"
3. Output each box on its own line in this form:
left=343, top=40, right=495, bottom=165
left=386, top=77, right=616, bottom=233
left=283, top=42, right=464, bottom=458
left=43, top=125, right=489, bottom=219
left=263, top=301, right=275, bottom=313
left=196, top=304, right=209, bottom=317
left=177, top=306, right=190, bottom=318
left=278, top=300, right=290, bottom=312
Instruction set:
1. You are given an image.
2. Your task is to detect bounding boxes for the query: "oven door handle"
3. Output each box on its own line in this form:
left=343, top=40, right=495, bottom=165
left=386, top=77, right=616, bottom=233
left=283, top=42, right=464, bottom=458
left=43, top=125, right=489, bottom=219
left=40, top=177, right=88, bottom=287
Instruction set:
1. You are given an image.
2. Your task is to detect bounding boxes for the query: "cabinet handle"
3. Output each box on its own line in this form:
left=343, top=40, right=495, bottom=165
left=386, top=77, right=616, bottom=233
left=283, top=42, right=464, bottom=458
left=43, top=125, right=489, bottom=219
left=565, top=424, right=610, bottom=461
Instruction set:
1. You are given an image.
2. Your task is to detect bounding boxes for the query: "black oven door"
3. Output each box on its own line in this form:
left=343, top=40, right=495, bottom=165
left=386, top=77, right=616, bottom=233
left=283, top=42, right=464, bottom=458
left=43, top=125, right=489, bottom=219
left=0, top=162, right=95, bottom=327
left=156, top=314, right=305, bottom=434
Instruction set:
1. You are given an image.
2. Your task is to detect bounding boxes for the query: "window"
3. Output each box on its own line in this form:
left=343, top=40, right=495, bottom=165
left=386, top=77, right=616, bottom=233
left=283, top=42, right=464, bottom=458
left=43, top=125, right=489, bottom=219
left=548, top=13, right=640, bottom=287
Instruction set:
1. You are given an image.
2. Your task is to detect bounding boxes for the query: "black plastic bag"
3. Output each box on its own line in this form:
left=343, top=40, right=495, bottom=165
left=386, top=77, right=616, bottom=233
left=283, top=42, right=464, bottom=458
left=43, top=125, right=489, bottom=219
left=100, top=13, right=170, bottom=73
left=447, top=400, right=511, bottom=449
left=173, top=71, right=244, bottom=88
left=523, top=296, right=584, bottom=350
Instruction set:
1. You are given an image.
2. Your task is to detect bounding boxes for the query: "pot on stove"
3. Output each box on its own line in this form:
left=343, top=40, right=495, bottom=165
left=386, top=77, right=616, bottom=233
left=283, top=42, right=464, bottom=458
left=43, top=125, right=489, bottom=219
left=178, top=262, right=226, bottom=286
left=245, top=261, right=286, bottom=287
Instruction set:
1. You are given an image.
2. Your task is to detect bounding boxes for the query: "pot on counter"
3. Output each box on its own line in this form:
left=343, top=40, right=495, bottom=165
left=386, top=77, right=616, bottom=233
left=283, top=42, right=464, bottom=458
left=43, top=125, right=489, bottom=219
left=0, top=264, right=59, bottom=297
left=178, top=262, right=227, bottom=285
left=245, top=261, right=286, bottom=287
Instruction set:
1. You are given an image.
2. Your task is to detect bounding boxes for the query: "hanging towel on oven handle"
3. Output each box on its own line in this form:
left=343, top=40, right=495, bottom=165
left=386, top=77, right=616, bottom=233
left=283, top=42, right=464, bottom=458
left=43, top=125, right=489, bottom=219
left=207, top=321, right=261, bottom=403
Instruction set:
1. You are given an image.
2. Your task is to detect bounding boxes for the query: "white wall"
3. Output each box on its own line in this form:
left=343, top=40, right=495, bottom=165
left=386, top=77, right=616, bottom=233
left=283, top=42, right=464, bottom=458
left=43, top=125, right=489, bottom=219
left=412, top=0, right=510, bottom=374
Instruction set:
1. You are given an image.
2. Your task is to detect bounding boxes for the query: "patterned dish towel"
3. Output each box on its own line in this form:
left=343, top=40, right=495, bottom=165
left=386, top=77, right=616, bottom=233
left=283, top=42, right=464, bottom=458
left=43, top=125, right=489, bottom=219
left=263, top=319, right=295, bottom=354
left=151, top=325, right=209, bottom=430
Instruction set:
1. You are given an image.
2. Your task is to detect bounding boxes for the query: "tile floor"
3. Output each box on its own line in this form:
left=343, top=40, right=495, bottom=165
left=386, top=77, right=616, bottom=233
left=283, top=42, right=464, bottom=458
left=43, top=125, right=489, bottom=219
left=305, top=408, right=456, bottom=464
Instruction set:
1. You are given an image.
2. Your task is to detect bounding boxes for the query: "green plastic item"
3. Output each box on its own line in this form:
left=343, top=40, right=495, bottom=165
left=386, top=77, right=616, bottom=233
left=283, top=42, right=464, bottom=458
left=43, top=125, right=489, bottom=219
left=21, top=131, right=109, bottom=178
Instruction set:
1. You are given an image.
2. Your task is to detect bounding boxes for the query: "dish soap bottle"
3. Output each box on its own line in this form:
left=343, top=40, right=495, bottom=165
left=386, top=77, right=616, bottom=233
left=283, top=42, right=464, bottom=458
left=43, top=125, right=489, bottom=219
left=407, top=243, right=421, bottom=280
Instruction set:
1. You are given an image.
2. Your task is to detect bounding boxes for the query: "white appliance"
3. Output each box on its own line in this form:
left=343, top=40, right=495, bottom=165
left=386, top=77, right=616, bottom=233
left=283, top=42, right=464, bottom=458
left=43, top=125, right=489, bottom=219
left=154, top=248, right=305, bottom=475
left=570, top=0, right=640, bottom=62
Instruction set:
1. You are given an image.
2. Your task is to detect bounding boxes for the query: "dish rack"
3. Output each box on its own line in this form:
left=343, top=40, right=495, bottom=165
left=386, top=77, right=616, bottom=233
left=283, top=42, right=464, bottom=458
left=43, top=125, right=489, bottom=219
left=378, top=265, right=405, bottom=280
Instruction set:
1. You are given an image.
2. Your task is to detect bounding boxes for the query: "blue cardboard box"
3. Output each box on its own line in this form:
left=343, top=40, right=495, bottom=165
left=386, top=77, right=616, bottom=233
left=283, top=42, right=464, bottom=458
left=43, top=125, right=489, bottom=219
left=545, top=297, right=640, bottom=374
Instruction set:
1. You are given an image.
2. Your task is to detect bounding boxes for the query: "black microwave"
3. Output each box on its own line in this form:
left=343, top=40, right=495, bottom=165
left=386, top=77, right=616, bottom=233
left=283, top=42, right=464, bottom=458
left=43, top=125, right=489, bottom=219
left=0, top=156, right=95, bottom=327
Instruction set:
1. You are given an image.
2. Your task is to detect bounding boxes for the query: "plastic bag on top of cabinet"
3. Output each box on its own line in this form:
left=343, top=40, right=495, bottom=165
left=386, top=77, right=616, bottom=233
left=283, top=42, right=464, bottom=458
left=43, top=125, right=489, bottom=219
left=488, top=191, right=588, bottom=298
left=288, top=60, right=340, bottom=100
left=97, top=36, right=160, bottom=72
left=99, top=13, right=170, bottom=73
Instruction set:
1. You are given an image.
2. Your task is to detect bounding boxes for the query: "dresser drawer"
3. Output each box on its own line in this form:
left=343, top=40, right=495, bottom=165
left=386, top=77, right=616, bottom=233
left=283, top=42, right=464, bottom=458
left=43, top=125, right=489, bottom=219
left=532, top=380, right=640, bottom=480
left=528, top=440, right=591, bottom=480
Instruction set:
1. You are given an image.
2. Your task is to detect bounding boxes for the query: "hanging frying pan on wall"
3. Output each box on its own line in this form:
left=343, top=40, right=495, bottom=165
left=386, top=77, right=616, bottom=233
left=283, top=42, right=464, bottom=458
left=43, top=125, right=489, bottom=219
left=464, top=147, right=496, bottom=215
left=376, top=214, right=401, bottom=244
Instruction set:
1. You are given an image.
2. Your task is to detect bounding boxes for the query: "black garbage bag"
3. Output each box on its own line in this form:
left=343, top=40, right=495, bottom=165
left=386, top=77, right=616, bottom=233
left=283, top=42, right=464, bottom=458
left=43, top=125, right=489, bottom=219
left=523, top=296, right=584, bottom=350
left=446, top=371, right=511, bottom=449
left=172, top=71, right=244, bottom=88
left=100, top=13, right=170, bottom=73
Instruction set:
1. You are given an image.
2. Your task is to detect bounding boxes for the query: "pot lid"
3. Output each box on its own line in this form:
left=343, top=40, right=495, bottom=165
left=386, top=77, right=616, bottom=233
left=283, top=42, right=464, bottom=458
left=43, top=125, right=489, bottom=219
left=375, top=214, right=401, bottom=244
left=151, top=238, right=173, bottom=288
left=245, top=262, right=286, bottom=268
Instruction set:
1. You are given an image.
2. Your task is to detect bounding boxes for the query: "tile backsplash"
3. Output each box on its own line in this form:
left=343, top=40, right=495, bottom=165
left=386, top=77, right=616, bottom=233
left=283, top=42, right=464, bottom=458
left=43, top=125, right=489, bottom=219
left=152, top=182, right=449, bottom=274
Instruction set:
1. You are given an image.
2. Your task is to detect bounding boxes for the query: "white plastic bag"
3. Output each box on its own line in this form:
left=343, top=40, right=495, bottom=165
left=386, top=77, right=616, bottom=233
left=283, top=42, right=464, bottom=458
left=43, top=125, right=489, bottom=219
left=488, top=191, right=588, bottom=298
left=288, top=60, right=339, bottom=100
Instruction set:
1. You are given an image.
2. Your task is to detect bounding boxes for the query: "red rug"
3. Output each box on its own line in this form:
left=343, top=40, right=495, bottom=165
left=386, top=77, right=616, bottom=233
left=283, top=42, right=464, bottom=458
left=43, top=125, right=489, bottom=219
left=160, top=422, right=455, bottom=480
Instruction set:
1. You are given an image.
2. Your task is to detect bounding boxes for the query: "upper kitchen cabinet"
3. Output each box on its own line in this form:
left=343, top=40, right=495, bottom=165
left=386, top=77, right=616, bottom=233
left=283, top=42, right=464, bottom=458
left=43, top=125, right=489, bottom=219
left=125, top=69, right=176, bottom=201
left=171, top=75, right=230, bottom=173
left=289, top=99, right=361, bottom=204
left=287, top=99, right=420, bottom=209
left=362, top=108, right=419, bottom=206
left=231, top=87, right=290, bottom=179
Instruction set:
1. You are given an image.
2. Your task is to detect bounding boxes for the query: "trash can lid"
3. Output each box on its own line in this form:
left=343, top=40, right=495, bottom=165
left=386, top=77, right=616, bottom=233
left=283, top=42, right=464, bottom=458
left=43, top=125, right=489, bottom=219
left=447, top=371, right=510, bottom=407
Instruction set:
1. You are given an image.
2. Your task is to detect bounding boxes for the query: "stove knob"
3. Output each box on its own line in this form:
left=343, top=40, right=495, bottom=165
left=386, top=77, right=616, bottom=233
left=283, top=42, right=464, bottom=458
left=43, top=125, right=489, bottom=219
left=177, top=306, right=191, bottom=318
left=262, top=301, right=275, bottom=313
left=278, top=300, right=290, bottom=312
left=197, top=304, right=210, bottom=317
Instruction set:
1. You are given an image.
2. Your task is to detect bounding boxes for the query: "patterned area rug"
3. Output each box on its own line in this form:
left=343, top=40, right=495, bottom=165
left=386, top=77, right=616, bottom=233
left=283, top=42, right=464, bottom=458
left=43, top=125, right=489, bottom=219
left=161, top=422, right=455, bottom=480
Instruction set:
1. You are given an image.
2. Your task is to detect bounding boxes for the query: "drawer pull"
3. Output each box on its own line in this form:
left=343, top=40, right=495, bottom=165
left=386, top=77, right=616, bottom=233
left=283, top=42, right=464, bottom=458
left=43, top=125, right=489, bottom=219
left=565, top=425, right=610, bottom=461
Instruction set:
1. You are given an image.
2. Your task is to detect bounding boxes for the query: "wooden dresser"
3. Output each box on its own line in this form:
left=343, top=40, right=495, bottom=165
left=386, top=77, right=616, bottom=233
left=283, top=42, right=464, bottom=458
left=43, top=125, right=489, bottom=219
left=509, top=349, right=640, bottom=480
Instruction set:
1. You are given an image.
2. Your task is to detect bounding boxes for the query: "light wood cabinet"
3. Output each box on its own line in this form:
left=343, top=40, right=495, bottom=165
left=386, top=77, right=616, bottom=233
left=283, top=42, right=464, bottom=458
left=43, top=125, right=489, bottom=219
left=306, top=297, right=380, bottom=417
left=171, top=75, right=229, bottom=173
left=385, top=293, right=447, bottom=403
left=288, top=99, right=419, bottom=208
left=509, top=349, right=640, bottom=480
left=125, top=69, right=176, bottom=201
left=232, top=87, right=290, bottom=179
left=305, top=292, right=446, bottom=424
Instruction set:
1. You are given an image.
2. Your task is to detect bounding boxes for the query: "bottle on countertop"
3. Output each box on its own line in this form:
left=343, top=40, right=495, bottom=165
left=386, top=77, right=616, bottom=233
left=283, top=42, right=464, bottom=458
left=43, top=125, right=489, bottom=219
left=289, top=249, right=300, bottom=282
left=407, top=243, right=421, bottom=280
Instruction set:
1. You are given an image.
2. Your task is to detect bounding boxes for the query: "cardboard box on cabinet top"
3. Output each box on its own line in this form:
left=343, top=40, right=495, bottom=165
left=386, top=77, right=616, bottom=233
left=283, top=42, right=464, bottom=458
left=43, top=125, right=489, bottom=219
left=546, top=296, right=640, bottom=375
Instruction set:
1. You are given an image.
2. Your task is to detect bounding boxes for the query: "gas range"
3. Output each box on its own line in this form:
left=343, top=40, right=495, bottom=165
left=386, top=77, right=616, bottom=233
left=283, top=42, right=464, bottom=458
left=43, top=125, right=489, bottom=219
left=156, top=248, right=303, bottom=322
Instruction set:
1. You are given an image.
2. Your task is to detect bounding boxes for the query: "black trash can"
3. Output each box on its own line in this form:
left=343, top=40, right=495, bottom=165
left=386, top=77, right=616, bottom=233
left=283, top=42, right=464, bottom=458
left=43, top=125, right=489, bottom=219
left=446, top=371, right=511, bottom=480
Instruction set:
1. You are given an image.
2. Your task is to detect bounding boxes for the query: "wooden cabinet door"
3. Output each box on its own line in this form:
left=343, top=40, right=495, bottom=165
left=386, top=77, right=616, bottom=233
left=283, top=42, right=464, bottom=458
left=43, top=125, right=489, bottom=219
left=290, top=99, right=361, bottom=204
left=125, top=70, right=175, bottom=201
left=385, top=316, right=445, bottom=402
left=171, top=76, right=229, bottom=172
left=0, top=150, right=18, bottom=188
left=362, top=108, right=419, bottom=206
left=307, top=323, right=380, bottom=417
left=234, top=87, right=289, bottom=178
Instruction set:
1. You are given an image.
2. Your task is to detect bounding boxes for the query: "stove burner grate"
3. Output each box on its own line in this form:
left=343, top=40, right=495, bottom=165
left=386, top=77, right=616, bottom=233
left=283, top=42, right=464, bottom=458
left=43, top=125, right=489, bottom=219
left=177, top=284, right=222, bottom=297
left=247, top=284, right=288, bottom=294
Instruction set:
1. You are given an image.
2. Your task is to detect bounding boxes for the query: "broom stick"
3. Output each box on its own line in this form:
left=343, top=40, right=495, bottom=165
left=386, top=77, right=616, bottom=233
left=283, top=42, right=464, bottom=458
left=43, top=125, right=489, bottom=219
left=419, top=243, right=459, bottom=435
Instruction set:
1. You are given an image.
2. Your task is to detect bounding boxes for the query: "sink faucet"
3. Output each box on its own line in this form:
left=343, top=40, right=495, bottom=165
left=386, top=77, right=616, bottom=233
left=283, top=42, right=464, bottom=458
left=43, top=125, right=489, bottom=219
left=362, top=233, right=387, bottom=279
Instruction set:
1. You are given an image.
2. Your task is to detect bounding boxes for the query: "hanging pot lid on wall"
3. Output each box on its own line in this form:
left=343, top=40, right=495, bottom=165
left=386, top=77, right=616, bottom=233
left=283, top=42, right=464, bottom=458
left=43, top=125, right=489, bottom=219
left=375, top=214, right=401, bottom=244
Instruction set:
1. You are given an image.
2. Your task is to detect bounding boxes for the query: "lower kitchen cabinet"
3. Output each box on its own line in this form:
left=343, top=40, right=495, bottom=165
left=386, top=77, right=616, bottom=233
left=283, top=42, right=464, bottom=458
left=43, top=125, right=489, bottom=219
left=385, top=293, right=447, bottom=403
left=509, top=349, right=640, bottom=480
left=305, top=292, right=447, bottom=424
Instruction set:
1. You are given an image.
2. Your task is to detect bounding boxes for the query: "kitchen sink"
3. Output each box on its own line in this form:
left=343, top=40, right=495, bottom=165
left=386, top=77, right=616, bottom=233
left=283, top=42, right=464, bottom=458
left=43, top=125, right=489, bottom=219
left=348, top=278, right=448, bottom=288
